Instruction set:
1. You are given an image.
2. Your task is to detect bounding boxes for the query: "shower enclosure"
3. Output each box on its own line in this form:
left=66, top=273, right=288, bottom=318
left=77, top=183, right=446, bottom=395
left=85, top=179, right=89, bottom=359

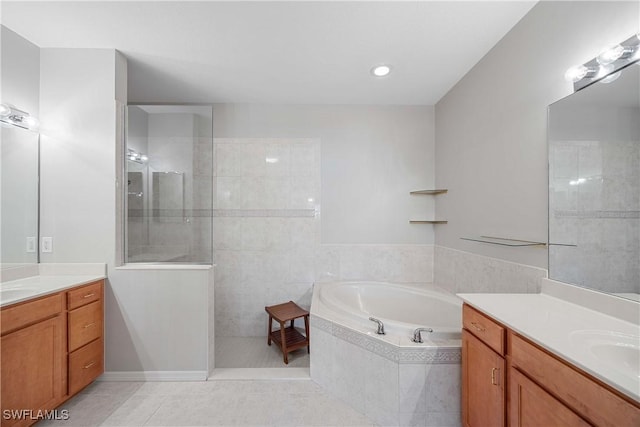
left=124, top=105, right=213, bottom=264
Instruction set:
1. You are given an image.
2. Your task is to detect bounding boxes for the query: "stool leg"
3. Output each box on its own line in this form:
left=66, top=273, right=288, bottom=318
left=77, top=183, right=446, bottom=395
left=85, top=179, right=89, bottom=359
left=305, top=315, right=310, bottom=353
left=280, top=321, right=288, bottom=364
left=267, top=315, right=273, bottom=346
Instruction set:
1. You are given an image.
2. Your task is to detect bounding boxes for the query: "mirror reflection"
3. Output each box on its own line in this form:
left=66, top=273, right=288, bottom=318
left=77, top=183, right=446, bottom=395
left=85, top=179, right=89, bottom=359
left=548, top=63, right=640, bottom=301
left=1, top=126, right=39, bottom=268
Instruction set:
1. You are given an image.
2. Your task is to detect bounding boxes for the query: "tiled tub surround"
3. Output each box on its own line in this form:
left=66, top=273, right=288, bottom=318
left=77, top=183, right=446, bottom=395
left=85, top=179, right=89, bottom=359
left=310, top=282, right=462, bottom=427
left=434, top=245, right=547, bottom=294
left=213, top=137, right=435, bottom=337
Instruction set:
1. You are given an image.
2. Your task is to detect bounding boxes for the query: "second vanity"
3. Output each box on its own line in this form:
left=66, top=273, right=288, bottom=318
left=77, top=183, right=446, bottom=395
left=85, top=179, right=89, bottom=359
left=459, top=281, right=640, bottom=427
left=0, top=272, right=105, bottom=427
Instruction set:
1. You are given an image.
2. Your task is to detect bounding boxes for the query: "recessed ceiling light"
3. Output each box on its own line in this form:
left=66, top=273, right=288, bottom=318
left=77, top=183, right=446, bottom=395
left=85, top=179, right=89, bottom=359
left=371, top=64, right=391, bottom=77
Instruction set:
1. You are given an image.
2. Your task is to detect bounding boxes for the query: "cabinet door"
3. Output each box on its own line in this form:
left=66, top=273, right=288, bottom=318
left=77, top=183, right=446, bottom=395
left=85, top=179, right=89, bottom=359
left=1, top=315, right=65, bottom=427
left=508, top=367, right=592, bottom=427
left=462, top=329, right=505, bottom=427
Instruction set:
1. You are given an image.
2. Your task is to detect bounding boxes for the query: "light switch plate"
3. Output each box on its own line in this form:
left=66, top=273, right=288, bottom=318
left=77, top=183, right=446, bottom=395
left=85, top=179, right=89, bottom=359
left=42, top=237, right=53, bottom=253
left=26, top=237, right=36, bottom=253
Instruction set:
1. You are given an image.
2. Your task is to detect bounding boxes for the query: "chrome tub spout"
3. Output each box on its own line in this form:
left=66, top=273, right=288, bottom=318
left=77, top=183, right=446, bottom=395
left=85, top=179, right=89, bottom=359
left=412, top=327, right=434, bottom=343
left=369, top=317, right=386, bottom=335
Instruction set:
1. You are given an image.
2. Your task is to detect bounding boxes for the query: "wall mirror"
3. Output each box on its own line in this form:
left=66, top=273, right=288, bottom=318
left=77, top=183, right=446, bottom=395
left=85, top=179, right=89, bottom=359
left=548, top=63, right=639, bottom=301
left=1, top=126, right=39, bottom=268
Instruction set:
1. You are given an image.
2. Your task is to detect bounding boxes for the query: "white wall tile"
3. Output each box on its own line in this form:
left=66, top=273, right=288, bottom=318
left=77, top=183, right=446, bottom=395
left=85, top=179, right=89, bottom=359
left=434, top=245, right=547, bottom=294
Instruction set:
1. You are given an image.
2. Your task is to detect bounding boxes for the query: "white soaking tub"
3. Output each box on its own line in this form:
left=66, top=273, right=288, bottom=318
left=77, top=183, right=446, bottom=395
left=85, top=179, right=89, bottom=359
left=310, top=281, right=463, bottom=427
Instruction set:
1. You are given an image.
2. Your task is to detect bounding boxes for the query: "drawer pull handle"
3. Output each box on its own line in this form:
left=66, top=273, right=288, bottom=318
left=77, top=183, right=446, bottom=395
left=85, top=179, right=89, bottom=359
left=491, top=367, right=499, bottom=385
left=83, top=361, right=96, bottom=369
left=83, top=293, right=95, bottom=298
left=471, top=322, right=486, bottom=332
left=83, top=322, right=96, bottom=329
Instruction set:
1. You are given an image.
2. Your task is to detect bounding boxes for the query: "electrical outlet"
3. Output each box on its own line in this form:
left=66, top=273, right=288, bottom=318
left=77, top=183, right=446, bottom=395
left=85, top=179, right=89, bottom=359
left=26, top=237, right=36, bottom=253
left=42, top=237, right=53, bottom=253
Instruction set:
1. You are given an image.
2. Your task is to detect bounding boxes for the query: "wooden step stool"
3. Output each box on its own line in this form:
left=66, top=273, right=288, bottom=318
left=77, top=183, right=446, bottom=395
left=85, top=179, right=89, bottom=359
left=265, top=301, right=310, bottom=364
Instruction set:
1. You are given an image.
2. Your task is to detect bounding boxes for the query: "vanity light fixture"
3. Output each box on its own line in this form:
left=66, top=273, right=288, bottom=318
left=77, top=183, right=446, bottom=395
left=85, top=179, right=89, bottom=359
left=127, top=148, right=148, bottom=164
left=371, top=64, right=391, bottom=77
left=0, top=103, right=39, bottom=131
left=565, top=33, right=640, bottom=91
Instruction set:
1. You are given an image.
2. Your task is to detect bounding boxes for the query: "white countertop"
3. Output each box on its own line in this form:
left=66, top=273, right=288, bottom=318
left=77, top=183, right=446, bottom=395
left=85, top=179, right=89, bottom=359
left=458, top=293, right=640, bottom=402
left=0, top=274, right=105, bottom=307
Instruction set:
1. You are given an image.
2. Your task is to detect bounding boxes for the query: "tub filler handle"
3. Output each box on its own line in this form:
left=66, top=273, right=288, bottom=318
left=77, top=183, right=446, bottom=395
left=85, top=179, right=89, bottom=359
left=412, top=327, right=434, bottom=343
left=368, top=317, right=386, bottom=335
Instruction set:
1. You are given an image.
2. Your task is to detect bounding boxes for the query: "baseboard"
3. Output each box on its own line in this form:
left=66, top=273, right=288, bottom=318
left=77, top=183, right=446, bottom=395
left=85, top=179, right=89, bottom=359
left=98, top=370, right=208, bottom=381
left=209, top=367, right=310, bottom=380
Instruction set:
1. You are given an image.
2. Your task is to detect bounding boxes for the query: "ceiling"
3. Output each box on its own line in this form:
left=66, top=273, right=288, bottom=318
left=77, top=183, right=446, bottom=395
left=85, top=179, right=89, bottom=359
left=1, top=1, right=537, bottom=105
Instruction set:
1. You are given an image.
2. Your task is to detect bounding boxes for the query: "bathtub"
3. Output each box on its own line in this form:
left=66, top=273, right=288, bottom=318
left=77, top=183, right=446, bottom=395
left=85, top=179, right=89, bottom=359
left=316, top=281, right=462, bottom=339
left=310, top=281, right=463, bottom=427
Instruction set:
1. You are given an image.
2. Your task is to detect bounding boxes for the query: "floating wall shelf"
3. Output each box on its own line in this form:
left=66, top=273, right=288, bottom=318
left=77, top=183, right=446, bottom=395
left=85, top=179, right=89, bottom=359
left=460, top=236, right=546, bottom=247
left=410, top=220, right=448, bottom=224
left=409, top=188, right=448, bottom=224
left=410, top=189, right=448, bottom=195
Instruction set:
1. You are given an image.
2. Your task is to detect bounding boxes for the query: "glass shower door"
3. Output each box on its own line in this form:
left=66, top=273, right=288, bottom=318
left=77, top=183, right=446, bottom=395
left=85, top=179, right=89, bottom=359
left=124, top=105, right=213, bottom=264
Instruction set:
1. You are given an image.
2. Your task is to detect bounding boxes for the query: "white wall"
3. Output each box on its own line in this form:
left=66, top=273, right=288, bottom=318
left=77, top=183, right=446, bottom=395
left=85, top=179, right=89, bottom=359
left=39, top=48, right=117, bottom=263
left=213, top=104, right=435, bottom=245
left=434, top=1, right=639, bottom=269
left=38, top=48, right=211, bottom=376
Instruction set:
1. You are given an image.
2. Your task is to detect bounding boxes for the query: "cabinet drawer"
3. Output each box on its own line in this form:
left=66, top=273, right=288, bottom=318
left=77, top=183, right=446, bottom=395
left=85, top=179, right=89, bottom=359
left=1, top=293, right=63, bottom=336
left=68, top=301, right=102, bottom=352
left=463, top=304, right=505, bottom=355
left=67, top=281, right=102, bottom=310
left=509, top=332, right=640, bottom=427
left=69, top=337, right=103, bottom=395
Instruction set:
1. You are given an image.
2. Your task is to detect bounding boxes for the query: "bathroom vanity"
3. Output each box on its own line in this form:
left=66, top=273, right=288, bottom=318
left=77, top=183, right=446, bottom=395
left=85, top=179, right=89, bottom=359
left=460, top=292, right=640, bottom=427
left=1, top=277, right=104, bottom=427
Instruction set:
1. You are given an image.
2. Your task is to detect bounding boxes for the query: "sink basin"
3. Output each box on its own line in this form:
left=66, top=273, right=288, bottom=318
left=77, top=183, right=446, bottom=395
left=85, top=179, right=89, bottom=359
left=570, top=330, right=640, bottom=378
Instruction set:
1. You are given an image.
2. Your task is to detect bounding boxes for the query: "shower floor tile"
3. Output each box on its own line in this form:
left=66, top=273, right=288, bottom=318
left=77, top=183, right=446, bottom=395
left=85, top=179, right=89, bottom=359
left=215, top=336, right=310, bottom=368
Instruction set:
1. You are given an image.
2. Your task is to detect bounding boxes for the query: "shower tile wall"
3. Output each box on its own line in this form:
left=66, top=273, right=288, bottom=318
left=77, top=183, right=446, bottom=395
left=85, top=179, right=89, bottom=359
left=214, top=138, right=321, bottom=337
left=213, top=138, right=435, bottom=337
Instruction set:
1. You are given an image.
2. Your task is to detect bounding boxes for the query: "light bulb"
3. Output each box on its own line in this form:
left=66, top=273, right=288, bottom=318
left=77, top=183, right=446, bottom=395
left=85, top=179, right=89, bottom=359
left=371, top=64, right=391, bottom=77
left=0, top=104, right=10, bottom=118
left=564, top=65, right=588, bottom=83
left=24, top=116, right=39, bottom=129
left=596, top=64, right=615, bottom=79
left=597, top=44, right=625, bottom=65
left=140, top=155, right=148, bottom=162
left=600, top=71, right=621, bottom=84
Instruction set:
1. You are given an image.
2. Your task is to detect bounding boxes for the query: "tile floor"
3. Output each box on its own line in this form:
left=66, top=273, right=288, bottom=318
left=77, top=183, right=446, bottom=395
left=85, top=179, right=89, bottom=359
left=36, top=379, right=374, bottom=426
left=215, top=336, right=310, bottom=368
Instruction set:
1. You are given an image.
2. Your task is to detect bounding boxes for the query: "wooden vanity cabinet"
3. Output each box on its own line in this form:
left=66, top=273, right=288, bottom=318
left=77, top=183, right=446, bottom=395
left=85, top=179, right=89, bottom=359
left=462, top=305, right=506, bottom=427
left=462, top=303, right=640, bottom=427
left=0, top=280, right=104, bottom=427
left=0, top=294, right=66, bottom=427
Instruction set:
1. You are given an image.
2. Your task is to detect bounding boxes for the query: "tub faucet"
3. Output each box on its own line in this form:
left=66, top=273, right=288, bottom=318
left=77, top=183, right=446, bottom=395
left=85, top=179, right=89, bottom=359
left=369, top=317, right=385, bottom=335
left=412, top=327, right=434, bottom=343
